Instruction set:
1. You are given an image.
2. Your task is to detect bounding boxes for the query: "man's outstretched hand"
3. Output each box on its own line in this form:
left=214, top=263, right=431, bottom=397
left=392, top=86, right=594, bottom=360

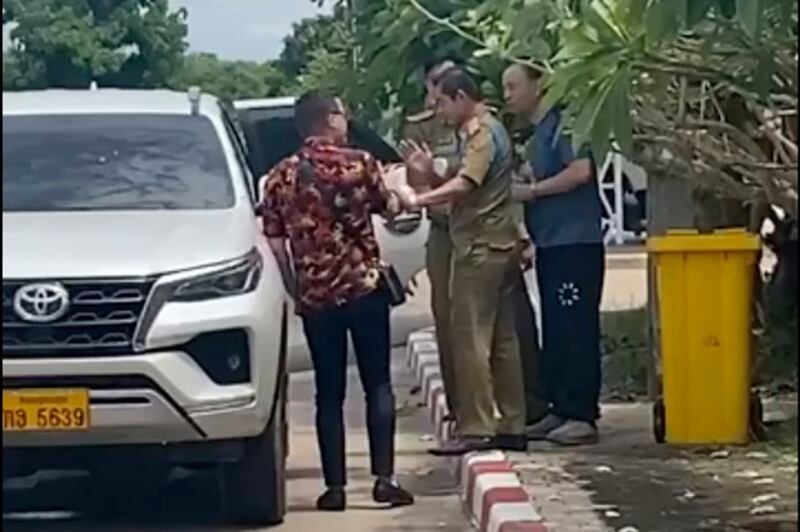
left=400, top=139, right=435, bottom=189
left=381, top=160, right=421, bottom=212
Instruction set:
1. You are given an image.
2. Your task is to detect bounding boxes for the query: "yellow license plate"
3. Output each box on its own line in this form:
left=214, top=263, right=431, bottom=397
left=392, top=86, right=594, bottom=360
left=2, top=389, right=90, bottom=432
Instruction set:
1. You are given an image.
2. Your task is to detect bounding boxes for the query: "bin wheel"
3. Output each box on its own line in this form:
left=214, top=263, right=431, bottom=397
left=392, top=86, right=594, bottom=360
left=749, top=392, right=766, bottom=442
left=653, top=398, right=666, bottom=444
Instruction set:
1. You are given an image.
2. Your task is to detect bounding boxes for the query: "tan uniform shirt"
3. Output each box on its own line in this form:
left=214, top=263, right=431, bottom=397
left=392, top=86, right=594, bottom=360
left=449, top=106, right=518, bottom=253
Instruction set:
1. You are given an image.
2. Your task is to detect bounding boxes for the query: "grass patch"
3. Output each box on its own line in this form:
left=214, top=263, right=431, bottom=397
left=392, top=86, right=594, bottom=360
left=765, top=415, right=799, bottom=456
left=601, top=307, right=649, bottom=400
left=600, top=304, right=798, bottom=400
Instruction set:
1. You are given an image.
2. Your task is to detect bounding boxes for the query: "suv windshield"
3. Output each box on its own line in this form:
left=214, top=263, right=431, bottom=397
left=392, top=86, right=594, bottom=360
left=3, top=113, right=235, bottom=212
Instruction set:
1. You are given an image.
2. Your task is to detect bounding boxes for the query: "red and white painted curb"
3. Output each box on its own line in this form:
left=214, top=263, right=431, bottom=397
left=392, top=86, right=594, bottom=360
left=406, top=328, right=550, bottom=532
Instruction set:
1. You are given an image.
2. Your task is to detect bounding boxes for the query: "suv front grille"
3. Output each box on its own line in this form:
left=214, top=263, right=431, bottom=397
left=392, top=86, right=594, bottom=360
left=2, top=279, right=155, bottom=357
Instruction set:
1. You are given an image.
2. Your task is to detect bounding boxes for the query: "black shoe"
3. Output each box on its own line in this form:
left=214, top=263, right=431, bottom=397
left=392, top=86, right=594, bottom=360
left=493, top=434, right=528, bottom=452
left=317, top=487, right=346, bottom=512
left=428, top=436, right=495, bottom=457
left=373, top=479, right=414, bottom=507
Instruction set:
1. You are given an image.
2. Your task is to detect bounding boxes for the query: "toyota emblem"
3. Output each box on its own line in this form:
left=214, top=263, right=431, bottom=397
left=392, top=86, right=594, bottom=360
left=13, top=283, right=71, bottom=323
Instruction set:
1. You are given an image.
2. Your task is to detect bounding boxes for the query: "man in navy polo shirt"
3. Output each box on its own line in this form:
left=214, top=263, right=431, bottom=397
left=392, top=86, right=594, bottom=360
left=502, top=63, right=605, bottom=446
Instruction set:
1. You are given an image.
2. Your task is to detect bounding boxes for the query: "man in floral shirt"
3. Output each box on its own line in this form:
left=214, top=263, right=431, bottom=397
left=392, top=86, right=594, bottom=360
left=261, top=91, right=413, bottom=512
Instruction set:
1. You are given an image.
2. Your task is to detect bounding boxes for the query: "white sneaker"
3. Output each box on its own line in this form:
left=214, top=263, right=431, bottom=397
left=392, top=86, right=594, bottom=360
left=526, top=414, right=565, bottom=441
left=546, top=420, right=599, bottom=446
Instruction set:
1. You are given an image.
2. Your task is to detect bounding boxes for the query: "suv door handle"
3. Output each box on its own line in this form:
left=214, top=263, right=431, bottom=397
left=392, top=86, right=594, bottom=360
left=384, top=211, right=422, bottom=235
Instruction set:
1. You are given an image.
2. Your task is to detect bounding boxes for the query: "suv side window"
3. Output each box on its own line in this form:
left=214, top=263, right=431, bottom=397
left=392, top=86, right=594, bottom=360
left=220, top=104, right=257, bottom=205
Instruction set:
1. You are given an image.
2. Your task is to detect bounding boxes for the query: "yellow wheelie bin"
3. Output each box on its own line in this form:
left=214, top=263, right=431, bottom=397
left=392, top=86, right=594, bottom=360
left=647, top=228, right=762, bottom=445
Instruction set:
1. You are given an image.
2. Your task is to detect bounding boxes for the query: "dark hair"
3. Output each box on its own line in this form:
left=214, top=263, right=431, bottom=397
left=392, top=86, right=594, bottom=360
left=294, top=90, right=339, bottom=138
left=437, top=69, right=482, bottom=101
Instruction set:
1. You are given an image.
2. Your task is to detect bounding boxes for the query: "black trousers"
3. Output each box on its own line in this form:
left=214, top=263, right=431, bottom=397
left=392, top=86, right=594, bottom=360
left=301, top=290, right=395, bottom=488
left=536, top=244, right=605, bottom=423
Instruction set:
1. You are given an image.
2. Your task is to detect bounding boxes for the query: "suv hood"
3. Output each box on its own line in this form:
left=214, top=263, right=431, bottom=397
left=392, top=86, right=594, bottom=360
left=2, top=209, right=256, bottom=280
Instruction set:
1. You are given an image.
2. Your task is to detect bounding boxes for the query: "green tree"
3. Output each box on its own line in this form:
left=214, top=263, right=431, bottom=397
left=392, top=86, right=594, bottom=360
left=170, top=53, right=293, bottom=102
left=537, top=0, right=797, bottom=217
left=2, top=52, right=38, bottom=90
left=291, top=1, right=512, bottom=130
left=3, top=0, right=188, bottom=88
left=278, top=11, right=344, bottom=76
left=275, top=3, right=389, bottom=126
left=403, top=0, right=797, bottom=218
left=298, top=0, right=557, bottom=132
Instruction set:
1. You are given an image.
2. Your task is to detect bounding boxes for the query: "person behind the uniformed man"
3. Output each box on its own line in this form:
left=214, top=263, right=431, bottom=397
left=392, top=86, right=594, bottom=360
left=506, top=120, right=550, bottom=428
left=402, top=59, right=462, bottom=425
left=399, top=69, right=527, bottom=455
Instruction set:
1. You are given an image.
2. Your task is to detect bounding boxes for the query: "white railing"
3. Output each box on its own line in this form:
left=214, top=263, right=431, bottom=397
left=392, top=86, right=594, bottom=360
left=598, top=152, right=647, bottom=246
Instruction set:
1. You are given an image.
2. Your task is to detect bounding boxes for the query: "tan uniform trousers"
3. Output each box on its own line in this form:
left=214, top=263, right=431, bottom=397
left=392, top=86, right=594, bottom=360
left=450, top=244, right=526, bottom=437
left=426, top=223, right=458, bottom=416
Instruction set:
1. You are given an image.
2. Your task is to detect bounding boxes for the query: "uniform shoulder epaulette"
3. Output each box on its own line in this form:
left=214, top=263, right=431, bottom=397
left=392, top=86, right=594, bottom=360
left=406, top=109, right=435, bottom=123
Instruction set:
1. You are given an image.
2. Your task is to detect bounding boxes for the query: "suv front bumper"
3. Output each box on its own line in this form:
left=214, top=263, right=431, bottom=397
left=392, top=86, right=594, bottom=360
left=3, top=349, right=266, bottom=448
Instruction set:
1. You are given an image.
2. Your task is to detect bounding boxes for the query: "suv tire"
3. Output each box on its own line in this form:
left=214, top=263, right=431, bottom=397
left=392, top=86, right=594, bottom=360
left=222, top=312, right=288, bottom=526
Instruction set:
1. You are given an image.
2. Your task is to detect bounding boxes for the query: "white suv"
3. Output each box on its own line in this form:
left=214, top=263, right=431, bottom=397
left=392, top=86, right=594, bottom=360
left=1, top=88, right=427, bottom=525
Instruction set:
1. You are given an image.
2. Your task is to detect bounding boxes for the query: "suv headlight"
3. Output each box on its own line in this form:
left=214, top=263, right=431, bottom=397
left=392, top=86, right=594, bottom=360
left=172, top=249, right=262, bottom=302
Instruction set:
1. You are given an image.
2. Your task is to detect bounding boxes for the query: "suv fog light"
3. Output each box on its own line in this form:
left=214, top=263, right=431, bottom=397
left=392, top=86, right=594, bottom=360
left=183, top=329, right=251, bottom=385
left=227, top=355, right=242, bottom=372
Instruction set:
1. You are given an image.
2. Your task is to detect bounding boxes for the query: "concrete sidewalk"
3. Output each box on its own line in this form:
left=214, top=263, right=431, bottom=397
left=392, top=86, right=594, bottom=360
left=407, top=323, right=798, bottom=532
left=405, top=250, right=798, bottom=531
left=511, top=400, right=797, bottom=532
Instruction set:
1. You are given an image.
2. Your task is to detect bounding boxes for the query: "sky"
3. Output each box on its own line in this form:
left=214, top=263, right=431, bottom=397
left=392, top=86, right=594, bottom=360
left=3, top=0, right=333, bottom=62
left=171, top=0, right=331, bottom=61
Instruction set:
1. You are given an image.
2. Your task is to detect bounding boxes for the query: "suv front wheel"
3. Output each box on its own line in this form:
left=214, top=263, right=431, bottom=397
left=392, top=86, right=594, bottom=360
left=221, top=379, right=287, bottom=526
left=222, top=310, right=288, bottom=526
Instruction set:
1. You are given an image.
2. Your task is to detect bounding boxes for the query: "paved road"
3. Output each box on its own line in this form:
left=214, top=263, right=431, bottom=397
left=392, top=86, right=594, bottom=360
left=3, top=350, right=471, bottom=532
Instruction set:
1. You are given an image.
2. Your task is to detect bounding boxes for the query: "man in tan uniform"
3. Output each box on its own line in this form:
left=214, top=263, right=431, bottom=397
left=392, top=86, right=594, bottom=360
left=402, top=60, right=461, bottom=421
left=400, top=69, right=526, bottom=455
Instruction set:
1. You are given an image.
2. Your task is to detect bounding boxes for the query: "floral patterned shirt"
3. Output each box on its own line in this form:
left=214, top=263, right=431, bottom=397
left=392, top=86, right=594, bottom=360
left=261, top=137, right=393, bottom=314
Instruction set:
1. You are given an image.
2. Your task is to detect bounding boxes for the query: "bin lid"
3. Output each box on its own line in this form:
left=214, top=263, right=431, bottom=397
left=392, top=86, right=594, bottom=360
left=647, top=228, right=761, bottom=253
